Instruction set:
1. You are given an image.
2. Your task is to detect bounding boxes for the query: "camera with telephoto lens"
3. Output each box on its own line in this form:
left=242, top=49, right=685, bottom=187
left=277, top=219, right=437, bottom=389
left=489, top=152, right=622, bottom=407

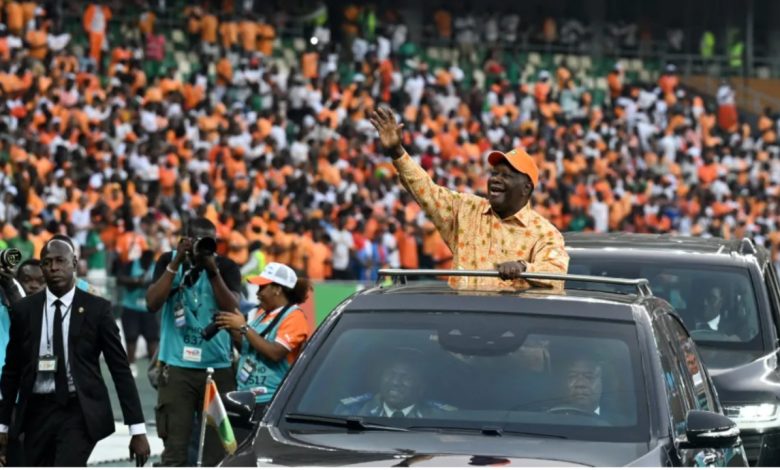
left=0, top=248, right=22, bottom=270
left=192, top=237, right=217, bottom=257
left=201, top=314, right=221, bottom=341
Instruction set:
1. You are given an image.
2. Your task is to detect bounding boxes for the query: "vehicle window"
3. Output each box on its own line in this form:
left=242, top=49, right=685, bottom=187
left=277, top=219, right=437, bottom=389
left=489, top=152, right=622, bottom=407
left=284, top=312, right=649, bottom=442
left=568, top=259, right=764, bottom=368
left=652, top=316, right=690, bottom=437
left=663, top=316, right=718, bottom=413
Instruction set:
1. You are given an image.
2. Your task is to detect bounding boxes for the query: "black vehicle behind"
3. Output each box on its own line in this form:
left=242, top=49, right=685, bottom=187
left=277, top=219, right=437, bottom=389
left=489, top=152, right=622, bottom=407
left=566, top=232, right=780, bottom=466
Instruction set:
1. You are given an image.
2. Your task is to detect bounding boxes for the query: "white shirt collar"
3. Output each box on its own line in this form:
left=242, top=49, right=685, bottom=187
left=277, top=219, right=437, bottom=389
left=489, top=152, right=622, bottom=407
left=383, top=403, right=416, bottom=417
left=708, top=314, right=721, bottom=330
left=46, top=284, right=76, bottom=308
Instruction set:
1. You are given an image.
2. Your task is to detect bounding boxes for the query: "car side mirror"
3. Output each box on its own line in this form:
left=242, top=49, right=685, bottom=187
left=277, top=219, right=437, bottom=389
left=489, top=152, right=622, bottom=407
left=224, top=391, right=256, bottom=421
left=683, top=410, right=741, bottom=448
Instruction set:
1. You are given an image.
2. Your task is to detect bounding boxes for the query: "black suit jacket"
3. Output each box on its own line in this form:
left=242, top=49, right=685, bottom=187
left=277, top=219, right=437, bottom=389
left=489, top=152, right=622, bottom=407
left=0, top=288, right=145, bottom=441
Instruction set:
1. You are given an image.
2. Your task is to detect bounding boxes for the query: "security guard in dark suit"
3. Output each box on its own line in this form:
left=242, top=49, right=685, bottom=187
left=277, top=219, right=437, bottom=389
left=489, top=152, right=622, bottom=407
left=0, top=238, right=150, bottom=466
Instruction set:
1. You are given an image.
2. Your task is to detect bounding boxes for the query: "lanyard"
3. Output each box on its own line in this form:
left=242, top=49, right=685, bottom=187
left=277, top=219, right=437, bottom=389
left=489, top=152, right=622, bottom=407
left=43, top=300, right=73, bottom=354
left=253, top=304, right=293, bottom=339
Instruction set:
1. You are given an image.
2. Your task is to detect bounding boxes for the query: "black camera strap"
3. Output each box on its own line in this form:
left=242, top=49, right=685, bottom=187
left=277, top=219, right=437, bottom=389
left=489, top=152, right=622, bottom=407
left=256, top=304, right=294, bottom=339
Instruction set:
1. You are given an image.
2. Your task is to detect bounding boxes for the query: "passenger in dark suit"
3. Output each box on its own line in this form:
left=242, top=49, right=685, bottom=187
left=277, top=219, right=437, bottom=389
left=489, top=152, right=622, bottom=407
left=335, top=350, right=455, bottom=418
left=0, top=238, right=151, bottom=466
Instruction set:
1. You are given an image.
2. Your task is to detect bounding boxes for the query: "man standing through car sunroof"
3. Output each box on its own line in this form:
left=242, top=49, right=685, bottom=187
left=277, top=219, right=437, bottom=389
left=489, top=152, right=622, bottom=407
left=370, top=107, right=568, bottom=290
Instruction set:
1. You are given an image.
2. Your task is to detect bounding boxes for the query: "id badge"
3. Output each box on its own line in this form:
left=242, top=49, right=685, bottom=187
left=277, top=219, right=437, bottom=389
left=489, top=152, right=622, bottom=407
left=38, top=354, right=57, bottom=372
left=182, top=346, right=202, bottom=362
left=174, top=303, right=186, bottom=328
left=238, top=359, right=256, bottom=383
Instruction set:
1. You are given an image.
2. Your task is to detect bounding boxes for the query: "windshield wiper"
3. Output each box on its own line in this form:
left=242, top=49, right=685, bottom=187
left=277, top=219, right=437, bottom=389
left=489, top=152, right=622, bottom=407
left=284, top=413, right=408, bottom=432
left=407, top=425, right=567, bottom=439
left=500, top=429, right=568, bottom=439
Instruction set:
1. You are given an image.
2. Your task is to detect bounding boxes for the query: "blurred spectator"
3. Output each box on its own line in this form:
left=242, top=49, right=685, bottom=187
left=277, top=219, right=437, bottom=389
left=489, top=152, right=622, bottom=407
left=82, top=3, right=111, bottom=66
left=117, top=249, right=158, bottom=378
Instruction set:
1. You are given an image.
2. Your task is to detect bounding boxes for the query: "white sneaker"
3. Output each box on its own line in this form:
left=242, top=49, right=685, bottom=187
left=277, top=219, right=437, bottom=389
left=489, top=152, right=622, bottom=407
left=130, top=363, right=138, bottom=378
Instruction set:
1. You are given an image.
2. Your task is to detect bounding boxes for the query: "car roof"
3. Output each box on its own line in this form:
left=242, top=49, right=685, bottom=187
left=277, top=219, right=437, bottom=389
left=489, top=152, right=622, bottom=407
left=565, top=232, right=769, bottom=265
left=341, top=283, right=651, bottom=322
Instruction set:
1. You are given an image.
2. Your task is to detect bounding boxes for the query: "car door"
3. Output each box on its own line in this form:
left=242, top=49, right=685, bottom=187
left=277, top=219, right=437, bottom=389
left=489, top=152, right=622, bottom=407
left=762, top=264, right=780, bottom=346
left=662, top=315, right=748, bottom=467
left=652, top=314, right=696, bottom=465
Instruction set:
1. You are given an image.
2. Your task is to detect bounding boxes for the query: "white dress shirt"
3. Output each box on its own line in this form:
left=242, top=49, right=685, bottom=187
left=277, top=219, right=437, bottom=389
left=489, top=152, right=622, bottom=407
left=33, top=287, right=77, bottom=394
left=383, top=403, right=416, bottom=417
left=708, top=315, right=721, bottom=331
left=0, top=287, right=146, bottom=435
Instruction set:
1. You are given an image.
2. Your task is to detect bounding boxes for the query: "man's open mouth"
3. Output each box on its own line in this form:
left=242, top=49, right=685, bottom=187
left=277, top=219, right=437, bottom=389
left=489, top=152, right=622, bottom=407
left=488, top=184, right=505, bottom=198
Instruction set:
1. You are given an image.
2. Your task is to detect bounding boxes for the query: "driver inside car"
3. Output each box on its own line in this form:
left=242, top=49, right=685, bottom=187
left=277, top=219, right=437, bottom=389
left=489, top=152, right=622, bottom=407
left=548, top=355, right=604, bottom=417
left=694, top=284, right=726, bottom=332
left=334, top=349, right=455, bottom=418
left=689, top=282, right=751, bottom=340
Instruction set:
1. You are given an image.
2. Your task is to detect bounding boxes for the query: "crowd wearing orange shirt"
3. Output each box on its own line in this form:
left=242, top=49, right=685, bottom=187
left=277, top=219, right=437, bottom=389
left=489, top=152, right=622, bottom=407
left=1, top=1, right=780, bottom=289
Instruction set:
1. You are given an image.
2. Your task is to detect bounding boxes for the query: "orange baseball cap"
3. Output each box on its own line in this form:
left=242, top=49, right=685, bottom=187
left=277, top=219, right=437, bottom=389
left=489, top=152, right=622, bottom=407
left=487, top=147, right=538, bottom=187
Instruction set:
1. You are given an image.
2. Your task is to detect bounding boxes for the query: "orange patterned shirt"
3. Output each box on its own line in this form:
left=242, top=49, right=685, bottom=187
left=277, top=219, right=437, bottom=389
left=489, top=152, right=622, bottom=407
left=393, top=153, right=569, bottom=290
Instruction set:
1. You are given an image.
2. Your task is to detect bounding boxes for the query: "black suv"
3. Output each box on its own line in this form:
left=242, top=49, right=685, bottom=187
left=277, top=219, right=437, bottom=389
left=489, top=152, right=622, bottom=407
left=566, top=232, right=780, bottom=466
left=220, top=270, right=747, bottom=467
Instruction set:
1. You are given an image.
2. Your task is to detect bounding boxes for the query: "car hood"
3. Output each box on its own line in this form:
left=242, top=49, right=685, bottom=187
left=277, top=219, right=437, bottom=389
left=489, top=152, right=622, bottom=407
left=223, top=426, right=651, bottom=467
left=710, top=350, right=780, bottom=404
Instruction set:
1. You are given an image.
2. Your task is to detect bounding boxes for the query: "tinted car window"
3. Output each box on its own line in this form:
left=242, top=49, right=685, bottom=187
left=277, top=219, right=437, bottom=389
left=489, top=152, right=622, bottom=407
left=663, top=316, right=718, bottom=413
left=652, top=315, right=691, bottom=437
left=568, top=260, right=763, bottom=368
left=284, top=312, right=649, bottom=442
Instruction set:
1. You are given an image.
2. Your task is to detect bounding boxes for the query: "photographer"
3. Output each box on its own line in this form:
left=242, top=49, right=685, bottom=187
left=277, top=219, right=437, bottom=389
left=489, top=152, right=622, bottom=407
left=15, top=259, right=44, bottom=296
left=0, top=248, right=25, bottom=381
left=2, top=254, right=40, bottom=466
left=145, top=218, right=241, bottom=467
left=0, top=250, right=24, bottom=305
left=215, top=263, right=312, bottom=411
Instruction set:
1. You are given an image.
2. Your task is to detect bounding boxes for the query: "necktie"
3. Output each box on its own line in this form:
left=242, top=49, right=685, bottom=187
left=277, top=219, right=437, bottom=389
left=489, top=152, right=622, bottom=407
left=391, top=411, right=405, bottom=418
left=52, top=299, right=69, bottom=405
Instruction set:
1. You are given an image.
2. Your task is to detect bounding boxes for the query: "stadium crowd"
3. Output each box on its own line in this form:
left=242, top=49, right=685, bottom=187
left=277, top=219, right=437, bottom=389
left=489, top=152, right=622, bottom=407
left=0, top=0, right=779, bottom=288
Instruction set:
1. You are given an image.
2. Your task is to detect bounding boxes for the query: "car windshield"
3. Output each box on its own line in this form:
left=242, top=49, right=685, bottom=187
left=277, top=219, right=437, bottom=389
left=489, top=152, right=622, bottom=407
left=283, top=311, right=649, bottom=442
left=567, top=259, right=764, bottom=368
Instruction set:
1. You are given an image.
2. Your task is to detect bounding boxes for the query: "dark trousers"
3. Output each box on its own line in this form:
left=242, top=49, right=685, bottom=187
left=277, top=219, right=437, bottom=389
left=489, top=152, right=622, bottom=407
left=6, top=409, right=24, bottom=466
left=6, top=435, right=24, bottom=467
left=22, top=393, right=95, bottom=467
left=157, top=365, right=236, bottom=466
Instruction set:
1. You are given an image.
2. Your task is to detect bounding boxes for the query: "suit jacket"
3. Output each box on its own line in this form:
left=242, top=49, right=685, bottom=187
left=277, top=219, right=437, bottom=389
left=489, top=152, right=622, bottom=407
left=334, top=393, right=456, bottom=418
left=0, top=288, right=144, bottom=441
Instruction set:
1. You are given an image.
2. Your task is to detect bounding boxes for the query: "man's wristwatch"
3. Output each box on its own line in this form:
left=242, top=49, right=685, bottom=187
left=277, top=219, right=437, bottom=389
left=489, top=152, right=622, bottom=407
left=239, top=325, right=249, bottom=336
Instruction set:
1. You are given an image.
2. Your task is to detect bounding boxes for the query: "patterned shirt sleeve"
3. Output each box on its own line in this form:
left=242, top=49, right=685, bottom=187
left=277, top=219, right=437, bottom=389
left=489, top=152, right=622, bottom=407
left=525, top=228, right=570, bottom=289
left=393, top=153, right=462, bottom=245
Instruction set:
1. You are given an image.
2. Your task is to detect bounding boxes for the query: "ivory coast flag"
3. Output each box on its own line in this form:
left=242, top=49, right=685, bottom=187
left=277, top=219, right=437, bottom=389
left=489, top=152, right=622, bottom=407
left=203, top=379, right=238, bottom=454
